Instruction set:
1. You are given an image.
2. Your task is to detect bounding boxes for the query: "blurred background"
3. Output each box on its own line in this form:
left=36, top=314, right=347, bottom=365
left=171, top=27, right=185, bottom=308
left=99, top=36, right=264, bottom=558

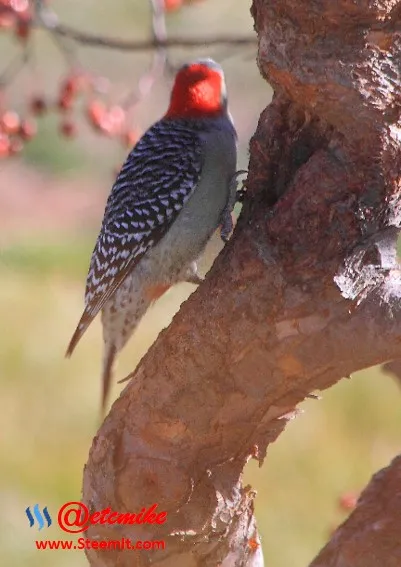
left=0, top=1, right=400, bottom=566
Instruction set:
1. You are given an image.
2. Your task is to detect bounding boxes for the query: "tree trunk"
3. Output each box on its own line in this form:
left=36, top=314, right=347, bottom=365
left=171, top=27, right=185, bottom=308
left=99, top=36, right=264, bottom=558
left=82, top=1, right=401, bottom=565
left=310, top=455, right=401, bottom=567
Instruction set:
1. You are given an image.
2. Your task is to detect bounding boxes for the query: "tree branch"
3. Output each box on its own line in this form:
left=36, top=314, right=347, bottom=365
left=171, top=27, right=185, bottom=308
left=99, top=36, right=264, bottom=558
left=34, top=5, right=257, bottom=52
left=82, top=0, right=401, bottom=565
left=39, top=26, right=257, bottom=52
left=120, top=0, right=168, bottom=111
left=310, top=455, right=401, bottom=567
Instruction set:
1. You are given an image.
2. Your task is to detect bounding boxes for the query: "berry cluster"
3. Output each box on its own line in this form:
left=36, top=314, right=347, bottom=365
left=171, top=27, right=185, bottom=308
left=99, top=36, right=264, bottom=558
left=0, top=70, right=140, bottom=158
left=0, top=111, right=36, bottom=157
left=0, top=0, right=32, bottom=40
left=0, top=0, right=206, bottom=158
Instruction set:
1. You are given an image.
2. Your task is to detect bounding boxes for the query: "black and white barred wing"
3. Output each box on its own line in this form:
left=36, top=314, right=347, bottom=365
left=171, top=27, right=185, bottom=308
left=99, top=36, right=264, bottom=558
left=66, top=120, right=203, bottom=356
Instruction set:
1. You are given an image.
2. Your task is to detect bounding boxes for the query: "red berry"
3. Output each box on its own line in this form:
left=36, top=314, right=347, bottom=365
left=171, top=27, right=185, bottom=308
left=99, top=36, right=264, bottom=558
left=0, top=13, right=15, bottom=29
left=87, top=99, right=106, bottom=130
left=1, top=110, right=20, bottom=134
left=163, top=0, right=183, bottom=11
left=57, top=93, right=74, bottom=112
left=63, top=77, right=78, bottom=96
left=60, top=73, right=87, bottom=99
left=19, top=118, right=37, bottom=140
left=9, top=137, right=23, bottom=155
left=60, top=119, right=77, bottom=138
left=87, top=103, right=125, bottom=136
left=10, top=0, right=30, bottom=13
left=107, top=105, right=125, bottom=135
left=121, top=128, right=139, bottom=148
left=57, top=74, right=87, bottom=113
left=98, top=114, right=114, bottom=136
left=14, top=11, right=31, bottom=41
left=30, top=96, right=48, bottom=116
left=339, top=492, right=358, bottom=512
left=0, top=134, right=11, bottom=157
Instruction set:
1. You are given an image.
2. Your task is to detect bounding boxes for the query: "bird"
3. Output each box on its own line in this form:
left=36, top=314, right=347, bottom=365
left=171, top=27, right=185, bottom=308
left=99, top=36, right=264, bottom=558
left=66, top=58, right=238, bottom=412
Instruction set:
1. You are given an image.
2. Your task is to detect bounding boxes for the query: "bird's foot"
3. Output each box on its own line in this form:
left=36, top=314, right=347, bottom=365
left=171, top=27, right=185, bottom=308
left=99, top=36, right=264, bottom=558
left=219, top=170, right=248, bottom=243
left=118, top=372, right=133, bottom=384
left=233, top=169, right=248, bottom=203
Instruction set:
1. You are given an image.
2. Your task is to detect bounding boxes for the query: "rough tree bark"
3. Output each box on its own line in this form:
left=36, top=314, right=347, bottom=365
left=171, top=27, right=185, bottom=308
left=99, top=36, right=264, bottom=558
left=310, top=455, right=401, bottom=567
left=82, top=1, right=401, bottom=566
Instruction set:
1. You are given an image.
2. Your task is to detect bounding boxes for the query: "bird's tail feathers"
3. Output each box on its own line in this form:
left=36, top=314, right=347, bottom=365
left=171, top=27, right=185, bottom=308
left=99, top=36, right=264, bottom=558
left=66, top=309, right=93, bottom=358
left=101, top=344, right=117, bottom=415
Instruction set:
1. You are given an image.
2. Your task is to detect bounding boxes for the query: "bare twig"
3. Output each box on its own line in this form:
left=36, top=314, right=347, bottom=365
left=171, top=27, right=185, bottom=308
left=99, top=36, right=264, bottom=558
left=34, top=22, right=257, bottom=52
left=33, top=0, right=81, bottom=68
left=121, top=0, right=168, bottom=111
left=33, top=0, right=257, bottom=53
left=30, top=0, right=256, bottom=117
left=0, top=45, right=30, bottom=88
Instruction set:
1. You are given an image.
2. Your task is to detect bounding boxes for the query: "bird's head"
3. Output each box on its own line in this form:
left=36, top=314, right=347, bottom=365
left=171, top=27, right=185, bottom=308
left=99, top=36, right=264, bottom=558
left=165, top=58, right=228, bottom=120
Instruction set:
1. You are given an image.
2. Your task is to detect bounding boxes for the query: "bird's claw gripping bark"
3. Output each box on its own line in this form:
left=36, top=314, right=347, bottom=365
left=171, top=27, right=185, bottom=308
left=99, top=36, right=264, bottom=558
left=219, top=170, right=248, bottom=242
left=236, top=186, right=247, bottom=203
left=234, top=169, right=248, bottom=203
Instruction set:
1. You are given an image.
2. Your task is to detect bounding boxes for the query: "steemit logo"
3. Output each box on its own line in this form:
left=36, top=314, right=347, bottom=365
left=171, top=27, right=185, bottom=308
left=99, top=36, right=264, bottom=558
left=26, top=505, right=52, bottom=530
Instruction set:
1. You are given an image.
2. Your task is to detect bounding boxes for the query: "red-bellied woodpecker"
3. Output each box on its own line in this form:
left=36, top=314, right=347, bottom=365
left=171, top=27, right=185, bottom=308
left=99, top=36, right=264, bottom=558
left=66, top=58, right=237, bottom=411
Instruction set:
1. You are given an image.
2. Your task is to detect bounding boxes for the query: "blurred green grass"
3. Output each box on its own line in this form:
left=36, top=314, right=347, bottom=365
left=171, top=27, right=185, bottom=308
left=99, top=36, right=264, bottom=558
left=0, top=237, right=92, bottom=279
left=1, top=1, right=400, bottom=566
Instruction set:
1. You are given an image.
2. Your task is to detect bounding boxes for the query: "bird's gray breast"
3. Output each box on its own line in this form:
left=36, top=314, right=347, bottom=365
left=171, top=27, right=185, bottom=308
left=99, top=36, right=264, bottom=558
left=143, top=119, right=237, bottom=281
